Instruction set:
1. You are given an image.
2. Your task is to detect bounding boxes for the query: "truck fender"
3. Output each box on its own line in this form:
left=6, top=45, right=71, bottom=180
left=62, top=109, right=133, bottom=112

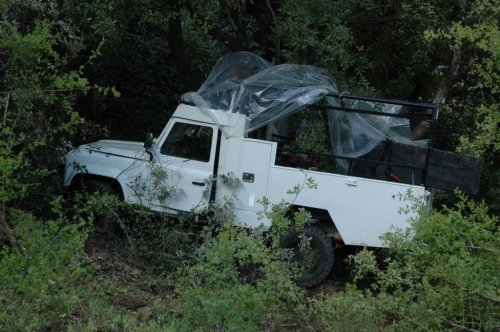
left=66, top=164, right=124, bottom=192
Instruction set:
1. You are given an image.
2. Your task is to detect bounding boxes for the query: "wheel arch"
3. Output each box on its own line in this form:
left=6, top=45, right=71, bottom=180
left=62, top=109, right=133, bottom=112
left=290, top=205, right=345, bottom=246
left=70, top=173, right=124, bottom=199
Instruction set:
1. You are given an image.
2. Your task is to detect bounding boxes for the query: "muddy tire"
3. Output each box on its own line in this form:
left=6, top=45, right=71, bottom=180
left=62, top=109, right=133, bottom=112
left=281, top=226, right=334, bottom=287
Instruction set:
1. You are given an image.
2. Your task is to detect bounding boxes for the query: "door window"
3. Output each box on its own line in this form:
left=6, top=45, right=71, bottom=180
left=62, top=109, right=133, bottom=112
left=160, top=122, right=213, bottom=162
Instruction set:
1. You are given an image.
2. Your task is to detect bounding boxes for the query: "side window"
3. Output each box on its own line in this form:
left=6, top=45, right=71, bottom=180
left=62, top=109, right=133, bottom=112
left=161, top=122, right=214, bottom=162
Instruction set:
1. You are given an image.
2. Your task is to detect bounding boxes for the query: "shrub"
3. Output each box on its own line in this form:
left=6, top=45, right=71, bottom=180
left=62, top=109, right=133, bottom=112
left=311, top=195, right=499, bottom=331
left=121, top=212, right=197, bottom=273
left=0, top=209, right=91, bottom=331
left=171, top=224, right=304, bottom=331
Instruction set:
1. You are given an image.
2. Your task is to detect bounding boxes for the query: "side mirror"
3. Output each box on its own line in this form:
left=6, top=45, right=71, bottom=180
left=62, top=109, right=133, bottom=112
left=144, top=132, right=154, bottom=160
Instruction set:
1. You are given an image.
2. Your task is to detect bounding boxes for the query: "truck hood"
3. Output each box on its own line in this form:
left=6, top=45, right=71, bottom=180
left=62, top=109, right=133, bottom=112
left=83, top=139, right=149, bottom=160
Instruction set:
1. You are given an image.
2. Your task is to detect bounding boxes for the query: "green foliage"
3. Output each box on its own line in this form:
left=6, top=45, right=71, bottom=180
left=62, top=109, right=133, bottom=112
left=128, top=161, right=180, bottom=207
left=0, top=0, right=498, bottom=330
left=0, top=0, right=95, bottom=214
left=173, top=224, right=303, bottom=331
left=423, top=0, right=499, bottom=157
left=58, top=0, right=200, bottom=138
left=424, top=0, right=499, bottom=210
left=310, top=289, right=385, bottom=332
left=277, top=0, right=372, bottom=93
left=0, top=2, right=100, bottom=329
left=121, top=212, right=201, bottom=274
left=117, top=175, right=317, bottom=331
left=259, top=174, right=316, bottom=247
left=313, top=196, right=499, bottom=331
left=0, top=122, right=27, bottom=205
left=0, top=208, right=91, bottom=331
left=290, top=108, right=331, bottom=155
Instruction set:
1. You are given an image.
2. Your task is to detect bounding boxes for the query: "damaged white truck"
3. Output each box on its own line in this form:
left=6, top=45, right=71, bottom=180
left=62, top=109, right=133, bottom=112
left=64, top=52, right=482, bottom=286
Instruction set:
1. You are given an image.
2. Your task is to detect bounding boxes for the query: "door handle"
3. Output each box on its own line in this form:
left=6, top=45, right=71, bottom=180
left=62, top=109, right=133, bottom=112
left=192, top=181, right=205, bottom=186
left=345, top=179, right=358, bottom=186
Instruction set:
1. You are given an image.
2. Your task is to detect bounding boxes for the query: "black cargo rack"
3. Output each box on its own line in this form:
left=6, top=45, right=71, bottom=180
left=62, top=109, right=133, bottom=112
left=272, top=93, right=482, bottom=194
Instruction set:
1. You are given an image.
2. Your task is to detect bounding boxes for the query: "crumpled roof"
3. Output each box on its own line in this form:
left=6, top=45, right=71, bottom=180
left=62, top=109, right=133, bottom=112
left=182, top=52, right=422, bottom=167
left=182, top=52, right=338, bottom=134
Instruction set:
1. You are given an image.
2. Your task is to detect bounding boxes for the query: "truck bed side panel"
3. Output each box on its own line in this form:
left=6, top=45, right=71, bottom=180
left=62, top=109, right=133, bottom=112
left=267, top=166, right=424, bottom=247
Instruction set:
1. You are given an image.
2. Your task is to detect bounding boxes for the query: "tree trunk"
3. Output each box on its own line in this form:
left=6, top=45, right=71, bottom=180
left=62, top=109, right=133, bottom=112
left=0, top=205, right=18, bottom=250
left=433, top=46, right=463, bottom=111
left=167, top=18, right=203, bottom=91
left=0, top=93, right=19, bottom=251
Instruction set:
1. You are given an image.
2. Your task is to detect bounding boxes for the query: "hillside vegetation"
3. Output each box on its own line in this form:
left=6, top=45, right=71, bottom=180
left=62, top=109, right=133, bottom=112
left=0, top=0, right=498, bottom=331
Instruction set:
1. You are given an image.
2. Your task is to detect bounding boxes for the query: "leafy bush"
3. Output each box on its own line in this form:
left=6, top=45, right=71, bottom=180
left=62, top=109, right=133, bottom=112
left=311, top=195, right=499, bottom=331
left=171, top=224, right=304, bottom=331
left=120, top=211, right=202, bottom=274
left=0, top=209, right=91, bottom=331
left=310, top=288, right=385, bottom=332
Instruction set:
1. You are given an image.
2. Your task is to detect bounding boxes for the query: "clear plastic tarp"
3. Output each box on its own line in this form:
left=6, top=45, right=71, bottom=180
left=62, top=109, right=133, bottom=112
left=182, top=52, right=338, bottom=136
left=182, top=52, right=428, bottom=171
left=327, top=98, right=428, bottom=173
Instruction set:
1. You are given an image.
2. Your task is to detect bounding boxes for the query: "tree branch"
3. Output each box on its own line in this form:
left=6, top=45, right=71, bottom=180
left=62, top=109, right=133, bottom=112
left=265, top=0, right=280, bottom=63
left=467, top=244, right=498, bottom=253
left=445, top=320, right=481, bottom=332
left=439, top=276, right=500, bottom=304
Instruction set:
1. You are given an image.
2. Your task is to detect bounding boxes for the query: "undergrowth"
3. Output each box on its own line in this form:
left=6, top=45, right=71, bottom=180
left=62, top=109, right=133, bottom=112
left=1, top=188, right=498, bottom=331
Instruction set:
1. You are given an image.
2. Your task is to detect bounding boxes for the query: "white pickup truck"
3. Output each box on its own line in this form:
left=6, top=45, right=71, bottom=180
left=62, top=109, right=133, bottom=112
left=64, top=52, right=482, bottom=286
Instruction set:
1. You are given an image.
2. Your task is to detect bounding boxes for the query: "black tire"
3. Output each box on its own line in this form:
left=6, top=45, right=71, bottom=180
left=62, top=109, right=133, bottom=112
left=281, top=226, right=334, bottom=287
left=85, top=180, right=122, bottom=233
left=86, top=180, right=118, bottom=195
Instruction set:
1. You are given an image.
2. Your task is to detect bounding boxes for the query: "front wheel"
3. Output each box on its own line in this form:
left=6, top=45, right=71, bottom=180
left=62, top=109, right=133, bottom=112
left=85, top=180, right=122, bottom=233
left=281, top=226, right=334, bottom=287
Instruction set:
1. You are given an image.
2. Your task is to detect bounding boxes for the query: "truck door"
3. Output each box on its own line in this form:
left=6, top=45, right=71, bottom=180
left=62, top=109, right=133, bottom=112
left=155, top=119, right=218, bottom=212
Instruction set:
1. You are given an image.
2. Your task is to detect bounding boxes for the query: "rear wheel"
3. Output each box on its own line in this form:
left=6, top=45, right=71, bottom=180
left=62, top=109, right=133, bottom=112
left=281, top=226, right=334, bottom=287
